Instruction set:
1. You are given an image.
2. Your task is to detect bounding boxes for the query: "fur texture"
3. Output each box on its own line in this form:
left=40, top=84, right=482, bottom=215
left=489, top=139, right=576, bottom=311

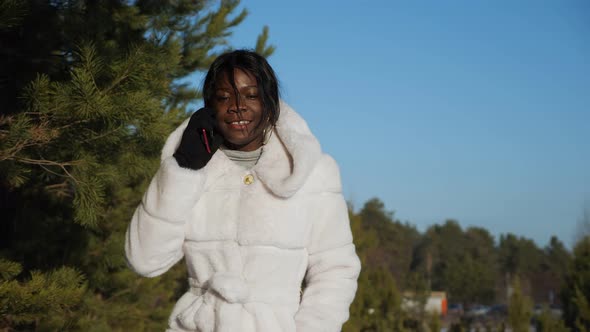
left=125, top=102, right=361, bottom=331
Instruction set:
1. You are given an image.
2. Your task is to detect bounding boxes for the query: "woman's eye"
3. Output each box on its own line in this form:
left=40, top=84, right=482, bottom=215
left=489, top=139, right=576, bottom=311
left=216, top=96, right=229, bottom=102
left=246, top=94, right=258, bottom=100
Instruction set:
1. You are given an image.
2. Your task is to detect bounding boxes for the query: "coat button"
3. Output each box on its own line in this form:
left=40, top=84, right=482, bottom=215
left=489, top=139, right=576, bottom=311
left=243, top=174, right=254, bottom=185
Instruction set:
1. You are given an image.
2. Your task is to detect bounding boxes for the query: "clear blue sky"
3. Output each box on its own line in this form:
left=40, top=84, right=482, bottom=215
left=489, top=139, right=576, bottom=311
left=193, top=1, right=590, bottom=248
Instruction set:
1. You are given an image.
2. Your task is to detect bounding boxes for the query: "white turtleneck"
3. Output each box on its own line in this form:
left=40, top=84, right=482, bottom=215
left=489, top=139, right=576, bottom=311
left=221, top=146, right=263, bottom=169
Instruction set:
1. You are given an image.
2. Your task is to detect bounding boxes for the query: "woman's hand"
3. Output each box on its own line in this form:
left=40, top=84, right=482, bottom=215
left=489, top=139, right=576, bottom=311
left=173, top=108, right=223, bottom=170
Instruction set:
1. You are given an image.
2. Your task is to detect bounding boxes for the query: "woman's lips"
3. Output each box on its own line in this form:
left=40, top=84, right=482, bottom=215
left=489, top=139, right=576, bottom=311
left=227, top=120, right=252, bottom=130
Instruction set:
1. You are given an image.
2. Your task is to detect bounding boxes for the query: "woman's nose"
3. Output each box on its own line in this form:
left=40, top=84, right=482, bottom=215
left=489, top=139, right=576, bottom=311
left=228, top=95, right=248, bottom=113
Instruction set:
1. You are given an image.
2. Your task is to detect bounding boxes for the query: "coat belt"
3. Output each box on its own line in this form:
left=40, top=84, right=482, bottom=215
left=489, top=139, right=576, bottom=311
left=176, top=274, right=300, bottom=331
left=189, top=274, right=300, bottom=305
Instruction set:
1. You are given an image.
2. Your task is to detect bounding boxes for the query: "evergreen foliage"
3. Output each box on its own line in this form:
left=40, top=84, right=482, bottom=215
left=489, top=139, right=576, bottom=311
left=508, top=278, right=532, bottom=332
left=414, top=221, right=497, bottom=305
left=428, top=313, right=441, bottom=332
left=563, top=236, right=590, bottom=332
left=535, top=305, right=569, bottom=332
left=345, top=198, right=575, bottom=331
left=1, top=0, right=274, bottom=330
left=0, top=0, right=27, bottom=31
left=344, top=211, right=407, bottom=331
left=0, top=259, right=86, bottom=330
left=359, top=198, right=421, bottom=285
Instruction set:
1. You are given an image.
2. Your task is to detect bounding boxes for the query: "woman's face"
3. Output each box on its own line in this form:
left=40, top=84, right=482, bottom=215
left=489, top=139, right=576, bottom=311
left=212, top=69, right=265, bottom=152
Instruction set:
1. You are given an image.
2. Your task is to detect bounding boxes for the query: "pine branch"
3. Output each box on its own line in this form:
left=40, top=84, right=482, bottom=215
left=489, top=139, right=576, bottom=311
left=255, top=25, right=276, bottom=58
left=0, top=264, right=86, bottom=330
left=0, top=259, right=22, bottom=280
left=13, top=157, right=79, bottom=168
left=0, top=0, right=27, bottom=31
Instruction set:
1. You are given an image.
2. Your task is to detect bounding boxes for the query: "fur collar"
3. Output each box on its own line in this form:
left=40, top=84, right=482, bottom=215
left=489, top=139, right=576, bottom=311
left=161, top=101, right=322, bottom=198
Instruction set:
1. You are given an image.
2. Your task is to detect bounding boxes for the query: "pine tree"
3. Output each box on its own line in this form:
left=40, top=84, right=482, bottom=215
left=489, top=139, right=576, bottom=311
left=428, top=313, right=441, bottom=332
left=535, top=305, right=569, bottom=332
left=0, top=1, right=274, bottom=330
left=344, top=210, right=407, bottom=332
left=563, top=236, right=590, bottom=332
left=508, top=277, right=533, bottom=332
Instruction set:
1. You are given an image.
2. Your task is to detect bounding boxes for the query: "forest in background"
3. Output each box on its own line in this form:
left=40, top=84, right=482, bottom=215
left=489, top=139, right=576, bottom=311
left=344, top=198, right=590, bottom=332
left=1, top=1, right=589, bottom=331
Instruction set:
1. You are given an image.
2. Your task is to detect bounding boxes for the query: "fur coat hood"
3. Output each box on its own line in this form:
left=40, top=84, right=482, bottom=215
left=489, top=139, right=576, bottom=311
left=160, top=101, right=324, bottom=198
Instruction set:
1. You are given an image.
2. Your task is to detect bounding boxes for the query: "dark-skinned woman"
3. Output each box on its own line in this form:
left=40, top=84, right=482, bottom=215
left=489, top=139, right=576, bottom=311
left=125, top=50, right=361, bottom=332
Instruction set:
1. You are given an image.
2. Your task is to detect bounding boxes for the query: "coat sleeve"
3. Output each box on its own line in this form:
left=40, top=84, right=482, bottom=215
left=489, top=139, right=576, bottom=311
left=125, top=156, right=206, bottom=277
left=294, top=155, right=361, bottom=332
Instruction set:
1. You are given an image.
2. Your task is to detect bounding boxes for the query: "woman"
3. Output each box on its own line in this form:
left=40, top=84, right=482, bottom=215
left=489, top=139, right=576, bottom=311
left=125, top=50, right=361, bottom=332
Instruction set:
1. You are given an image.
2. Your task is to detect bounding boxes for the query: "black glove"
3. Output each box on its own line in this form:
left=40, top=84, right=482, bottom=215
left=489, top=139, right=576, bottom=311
left=173, top=107, right=223, bottom=170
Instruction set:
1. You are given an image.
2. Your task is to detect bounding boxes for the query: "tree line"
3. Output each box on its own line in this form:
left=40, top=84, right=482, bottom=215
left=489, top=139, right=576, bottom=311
left=343, top=198, right=590, bottom=332
left=1, top=1, right=588, bottom=331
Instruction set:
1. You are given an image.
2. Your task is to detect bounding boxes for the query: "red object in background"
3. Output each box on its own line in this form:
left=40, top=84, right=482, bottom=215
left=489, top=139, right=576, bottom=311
left=442, top=298, right=448, bottom=316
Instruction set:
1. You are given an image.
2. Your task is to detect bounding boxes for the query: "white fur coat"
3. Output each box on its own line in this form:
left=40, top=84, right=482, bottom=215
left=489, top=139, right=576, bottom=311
left=125, top=102, right=361, bottom=332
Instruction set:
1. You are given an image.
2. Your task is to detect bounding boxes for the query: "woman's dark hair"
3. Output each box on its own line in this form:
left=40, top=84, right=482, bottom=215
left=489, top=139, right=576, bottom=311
left=203, top=49, right=280, bottom=130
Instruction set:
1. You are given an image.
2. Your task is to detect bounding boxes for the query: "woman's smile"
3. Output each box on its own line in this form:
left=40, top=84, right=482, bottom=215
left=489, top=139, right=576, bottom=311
left=227, top=119, right=252, bottom=130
